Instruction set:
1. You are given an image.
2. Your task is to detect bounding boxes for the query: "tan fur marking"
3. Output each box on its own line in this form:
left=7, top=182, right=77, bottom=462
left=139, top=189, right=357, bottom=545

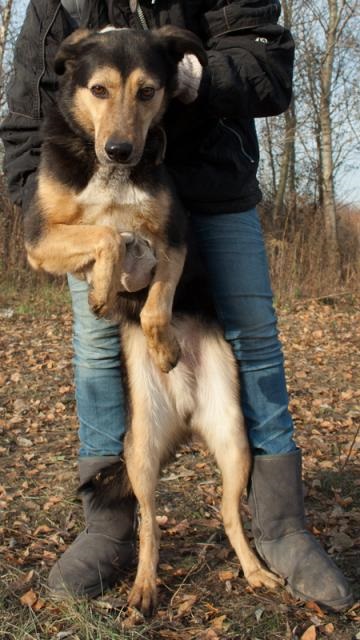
left=72, top=67, right=123, bottom=139
left=37, top=174, right=81, bottom=224
left=123, top=69, right=165, bottom=159
left=65, top=28, right=91, bottom=45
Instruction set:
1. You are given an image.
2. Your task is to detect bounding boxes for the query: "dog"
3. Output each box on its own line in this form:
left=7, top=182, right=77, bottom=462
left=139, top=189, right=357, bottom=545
left=24, top=26, right=281, bottom=614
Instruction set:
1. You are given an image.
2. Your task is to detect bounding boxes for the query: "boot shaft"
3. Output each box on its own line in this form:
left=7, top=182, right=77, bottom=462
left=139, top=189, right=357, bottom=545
left=79, top=456, right=137, bottom=537
left=249, top=450, right=306, bottom=541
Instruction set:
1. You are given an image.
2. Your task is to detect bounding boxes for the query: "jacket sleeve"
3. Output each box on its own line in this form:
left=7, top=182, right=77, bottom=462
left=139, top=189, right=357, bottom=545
left=198, top=0, right=295, bottom=119
left=0, top=0, right=63, bottom=211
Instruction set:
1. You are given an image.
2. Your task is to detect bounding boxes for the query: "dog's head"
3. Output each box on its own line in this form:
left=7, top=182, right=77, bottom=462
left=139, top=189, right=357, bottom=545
left=54, top=26, right=207, bottom=167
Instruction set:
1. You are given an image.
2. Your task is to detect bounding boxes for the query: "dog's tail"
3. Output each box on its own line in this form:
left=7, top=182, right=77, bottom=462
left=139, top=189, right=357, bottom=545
left=78, top=458, right=135, bottom=509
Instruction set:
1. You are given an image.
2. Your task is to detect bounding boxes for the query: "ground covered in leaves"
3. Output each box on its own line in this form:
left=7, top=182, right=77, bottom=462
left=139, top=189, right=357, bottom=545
left=0, top=283, right=359, bottom=640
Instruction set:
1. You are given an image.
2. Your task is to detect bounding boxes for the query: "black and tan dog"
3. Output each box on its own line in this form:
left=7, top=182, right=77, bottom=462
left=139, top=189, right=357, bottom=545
left=25, top=27, right=281, bottom=613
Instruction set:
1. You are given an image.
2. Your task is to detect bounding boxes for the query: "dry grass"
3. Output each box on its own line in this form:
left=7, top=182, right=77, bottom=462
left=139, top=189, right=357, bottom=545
left=260, top=205, right=360, bottom=303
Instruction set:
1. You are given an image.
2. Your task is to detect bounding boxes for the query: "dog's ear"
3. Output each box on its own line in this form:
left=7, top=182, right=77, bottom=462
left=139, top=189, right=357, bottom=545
left=54, top=29, right=92, bottom=75
left=155, top=26, right=208, bottom=67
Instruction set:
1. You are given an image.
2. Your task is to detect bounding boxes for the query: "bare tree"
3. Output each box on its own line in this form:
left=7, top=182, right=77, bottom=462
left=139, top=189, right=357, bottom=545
left=259, top=0, right=360, bottom=260
left=0, top=0, right=14, bottom=112
left=0, top=0, right=13, bottom=67
left=272, top=0, right=297, bottom=224
left=0, top=0, right=28, bottom=275
left=299, top=1, right=359, bottom=247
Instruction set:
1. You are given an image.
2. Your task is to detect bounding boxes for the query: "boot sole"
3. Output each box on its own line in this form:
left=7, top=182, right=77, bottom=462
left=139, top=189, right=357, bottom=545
left=287, top=584, right=354, bottom=612
left=49, top=577, right=114, bottom=600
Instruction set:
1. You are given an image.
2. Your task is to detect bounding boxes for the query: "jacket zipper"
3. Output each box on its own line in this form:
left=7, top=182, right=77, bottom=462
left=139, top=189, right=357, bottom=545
left=130, top=1, right=149, bottom=30
left=136, top=4, right=149, bottom=30
left=219, top=119, right=255, bottom=164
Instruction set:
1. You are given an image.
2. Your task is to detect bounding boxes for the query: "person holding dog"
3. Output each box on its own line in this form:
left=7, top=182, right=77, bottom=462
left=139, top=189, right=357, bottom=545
left=0, top=0, right=353, bottom=611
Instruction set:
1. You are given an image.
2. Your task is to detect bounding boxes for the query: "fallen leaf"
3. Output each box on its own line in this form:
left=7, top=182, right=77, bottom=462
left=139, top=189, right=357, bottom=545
left=254, top=607, right=264, bottom=622
left=176, top=594, right=197, bottom=618
left=20, top=589, right=37, bottom=607
left=59, top=385, right=71, bottom=394
left=33, top=598, right=46, bottom=611
left=16, top=437, right=33, bottom=448
left=324, top=623, right=334, bottom=635
left=24, top=570, right=35, bottom=583
left=167, top=519, right=190, bottom=535
left=218, top=570, right=236, bottom=582
left=33, top=524, right=52, bottom=535
left=340, top=390, right=353, bottom=400
left=13, top=399, right=27, bottom=412
left=300, top=625, right=317, bottom=640
left=199, top=631, right=219, bottom=640
left=56, top=632, right=76, bottom=640
left=305, top=601, right=325, bottom=617
left=211, top=614, right=227, bottom=630
left=43, top=496, right=62, bottom=511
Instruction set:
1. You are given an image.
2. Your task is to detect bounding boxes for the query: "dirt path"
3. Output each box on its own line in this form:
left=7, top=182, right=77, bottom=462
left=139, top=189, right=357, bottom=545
left=0, top=289, right=359, bottom=639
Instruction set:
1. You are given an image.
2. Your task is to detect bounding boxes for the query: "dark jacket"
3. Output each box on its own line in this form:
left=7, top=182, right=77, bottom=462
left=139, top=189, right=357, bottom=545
left=0, top=0, right=294, bottom=214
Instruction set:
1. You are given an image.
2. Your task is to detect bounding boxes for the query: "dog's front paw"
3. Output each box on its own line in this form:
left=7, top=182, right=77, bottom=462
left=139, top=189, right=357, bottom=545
left=149, top=332, right=181, bottom=373
left=128, top=576, right=157, bottom=616
left=88, top=289, right=116, bottom=319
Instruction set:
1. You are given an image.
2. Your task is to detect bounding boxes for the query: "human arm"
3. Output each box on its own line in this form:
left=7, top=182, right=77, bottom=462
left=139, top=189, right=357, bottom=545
left=0, top=0, right=65, bottom=210
left=179, top=0, right=294, bottom=119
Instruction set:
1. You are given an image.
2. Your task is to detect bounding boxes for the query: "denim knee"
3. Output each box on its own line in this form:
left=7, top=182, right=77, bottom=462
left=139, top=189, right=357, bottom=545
left=224, top=307, right=284, bottom=371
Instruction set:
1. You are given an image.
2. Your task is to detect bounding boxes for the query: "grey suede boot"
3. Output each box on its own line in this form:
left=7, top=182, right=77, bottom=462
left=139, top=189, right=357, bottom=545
left=248, top=450, right=353, bottom=611
left=48, top=456, right=137, bottom=598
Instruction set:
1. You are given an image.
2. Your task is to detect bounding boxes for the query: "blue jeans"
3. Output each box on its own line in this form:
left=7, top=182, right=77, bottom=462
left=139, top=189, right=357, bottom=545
left=68, top=208, right=296, bottom=457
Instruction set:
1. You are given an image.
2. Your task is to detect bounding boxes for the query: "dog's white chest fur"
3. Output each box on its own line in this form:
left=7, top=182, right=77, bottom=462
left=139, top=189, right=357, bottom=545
left=78, top=166, right=150, bottom=230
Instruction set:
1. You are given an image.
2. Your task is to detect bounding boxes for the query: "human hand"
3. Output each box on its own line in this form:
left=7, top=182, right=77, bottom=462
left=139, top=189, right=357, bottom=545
left=120, top=233, right=157, bottom=293
left=175, top=53, right=203, bottom=104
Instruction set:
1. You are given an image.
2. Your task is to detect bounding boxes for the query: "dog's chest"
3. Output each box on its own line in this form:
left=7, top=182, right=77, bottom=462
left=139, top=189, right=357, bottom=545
left=77, top=166, right=154, bottom=232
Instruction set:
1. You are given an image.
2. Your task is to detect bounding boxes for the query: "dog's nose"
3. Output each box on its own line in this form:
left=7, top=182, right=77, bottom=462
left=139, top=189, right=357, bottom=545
left=105, top=140, right=133, bottom=163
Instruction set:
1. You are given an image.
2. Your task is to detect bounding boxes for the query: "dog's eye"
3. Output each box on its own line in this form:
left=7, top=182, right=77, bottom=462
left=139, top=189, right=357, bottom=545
left=138, top=87, right=155, bottom=101
left=90, top=85, right=109, bottom=99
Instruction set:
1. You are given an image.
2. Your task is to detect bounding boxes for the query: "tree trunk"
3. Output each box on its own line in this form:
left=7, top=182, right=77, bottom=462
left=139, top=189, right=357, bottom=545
left=272, top=101, right=297, bottom=225
left=0, top=0, right=14, bottom=70
left=264, top=117, right=277, bottom=201
left=319, top=0, right=339, bottom=254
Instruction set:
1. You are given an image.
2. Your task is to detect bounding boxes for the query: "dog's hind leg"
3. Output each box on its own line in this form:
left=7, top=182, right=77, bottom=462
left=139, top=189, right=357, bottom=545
left=193, top=329, right=283, bottom=591
left=122, top=325, right=181, bottom=614
left=125, top=427, right=160, bottom=615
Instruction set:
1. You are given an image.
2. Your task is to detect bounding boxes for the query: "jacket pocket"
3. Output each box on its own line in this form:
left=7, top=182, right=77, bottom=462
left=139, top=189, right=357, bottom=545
left=218, top=118, right=256, bottom=164
left=197, top=118, right=257, bottom=172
